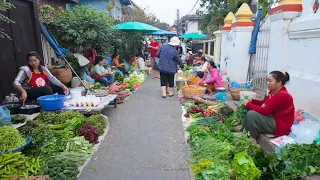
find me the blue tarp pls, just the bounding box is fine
[40,22,68,58]
[148,29,176,36]
[249,8,263,54]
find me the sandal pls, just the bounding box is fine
[169,94,174,97]
[162,95,166,98]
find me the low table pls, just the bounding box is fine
[62,94,118,114]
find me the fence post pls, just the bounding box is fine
[213,30,222,65]
[267,0,302,73]
[228,3,254,82]
[220,12,235,75]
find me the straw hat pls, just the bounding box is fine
[168,36,180,46]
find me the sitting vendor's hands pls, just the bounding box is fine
[242,99,250,106]
[61,85,68,92]
[20,90,27,102]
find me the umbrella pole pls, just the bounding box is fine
[61,57,92,94]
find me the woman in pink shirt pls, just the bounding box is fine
[197,61,223,96]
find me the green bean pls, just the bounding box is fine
[0,126,26,152]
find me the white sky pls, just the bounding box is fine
[131,0,201,25]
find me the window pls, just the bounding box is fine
[198,22,201,30]
[210,41,214,56]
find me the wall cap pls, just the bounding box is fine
[289,15,320,39]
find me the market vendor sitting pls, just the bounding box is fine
[92,56,115,87]
[242,71,294,139]
[195,56,208,78]
[197,61,223,96]
[13,51,68,102]
[111,52,127,75]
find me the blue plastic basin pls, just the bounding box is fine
[1,136,32,155]
[37,94,65,111]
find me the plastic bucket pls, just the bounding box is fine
[37,95,65,111]
[70,88,82,99]
[239,91,256,103]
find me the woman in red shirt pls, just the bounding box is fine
[242,71,295,139]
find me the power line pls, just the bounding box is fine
[187,0,200,15]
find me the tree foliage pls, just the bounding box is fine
[43,5,116,56]
[0,0,15,39]
[116,7,169,60]
[199,0,273,36]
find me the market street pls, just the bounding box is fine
[79,76,191,180]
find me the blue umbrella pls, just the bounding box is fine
[40,22,67,58]
[148,29,176,36]
[249,8,263,54]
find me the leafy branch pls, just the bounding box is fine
[0,0,15,39]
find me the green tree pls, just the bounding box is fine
[44,5,116,56]
[0,0,15,39]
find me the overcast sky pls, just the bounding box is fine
[131,0,201,25]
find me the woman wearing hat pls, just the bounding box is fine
[156,36,184,98]
[242,71,294,140]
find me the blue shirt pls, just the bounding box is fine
[156,44,184,75]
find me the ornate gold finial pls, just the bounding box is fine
[235,3,253,22]
[278,0,302,5]
[223,12,235,28]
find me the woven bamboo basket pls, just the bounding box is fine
[182,85,206,99]
[229,87,253,101]
[49,66,72,84]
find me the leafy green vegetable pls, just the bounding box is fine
[114,72,124,83]
[35,111,58,124]
[83,114,106,135]
[236,105,248,122]
[200,161,232,180]
[232,135,262,157]
[64,136,93,159]
[233,151,261,180]
[64,117,82,132]
[191,137,234,163]
[56,110,84,124]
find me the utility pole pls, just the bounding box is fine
[176,9,180,35]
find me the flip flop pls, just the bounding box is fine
[162,95,166,98]
[169,94,174,97]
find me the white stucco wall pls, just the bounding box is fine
[186,20,202,34]
[228,26,254,82]
[267,12,320,118]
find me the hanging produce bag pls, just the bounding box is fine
[0,106,12,126]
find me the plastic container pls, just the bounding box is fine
[1,94,19,104]
[70,88,82,99]
[71,77,81,88]
[215,92,227,102]
[239,91,256,103]
[37,95,65,111]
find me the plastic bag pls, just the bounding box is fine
[0,106,12,126]
[291,118,320,144]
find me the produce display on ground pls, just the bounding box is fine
[0,110,108,180]
[183,101,320,180]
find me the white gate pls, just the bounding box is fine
[248,16,271,94]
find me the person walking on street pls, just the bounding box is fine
[157,36,184,98]
[148,36,160,79]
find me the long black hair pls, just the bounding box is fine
[270,71,290,86]
[26,51,44,74]
[95,56,104,65]
[112,52,119,60]
[208,61,217,69]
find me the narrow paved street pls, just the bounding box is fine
[79,76,191,180]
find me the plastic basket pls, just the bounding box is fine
[37,95,65,111]
[1,136,32,155]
